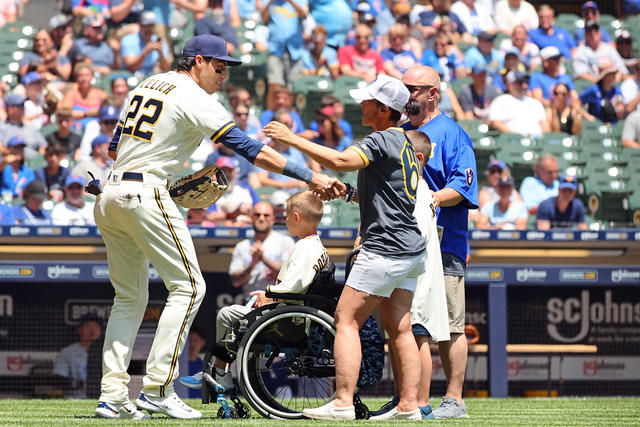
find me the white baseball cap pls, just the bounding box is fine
[349,74,410,114]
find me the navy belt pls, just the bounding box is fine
[122,172,144,182]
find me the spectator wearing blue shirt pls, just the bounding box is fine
[310,105,351,170]
[402,65,478,419]
[255,109,309,193]
[12,179,52,226]
[262,0,308,99]
[465,31,504,82]
[0,94,47,160]
[381,24,419,79]
[121,11,171,77]
[579,61,625,124]
[0,136,35,200]
[308,96,353,141]
[477,175,527,229]
[259,86,310,137]
[573,1,613,45]
[536,175,587,230]
[0,201,14,224]
[194,0,239,52]
[68,15,118,75]
[300,26,340,79]
[421,31,466,82]
[498,24,541,71]
[519,153,559,215]
[492,48,526,92]
[528,5,575,59]
[528,46,577,107]
[310,0,352,48]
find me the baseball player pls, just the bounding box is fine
[265,75,427,420]
[94,34,343,420]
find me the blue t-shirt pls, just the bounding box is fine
[529,72,575,101]
[579,84,623,123]
[519,176,558,210]
[528,27,576,58]
[0,202,14,224]
[480,199,528,228]
[12,205,52,226]
[536,196,586,228]
[259,110,305,134]
[299,46,339,76]
[464,46,503,80]
[194,17,239,47]
[380,48,419,74]
[574,26,612,44]
[309,118,352,140]
[310,0,352,47]
[266,0,307,60]
[69,38,115,69]
[421,50,464,82]
[143,0,172,26]
[120,33,169,77]
[0,164,35,199]
[402,114,478,267]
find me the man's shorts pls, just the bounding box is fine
[346,248,426,298]
[444,274,466,334]
[267,52,303,86]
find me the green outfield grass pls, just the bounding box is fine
[1,397,639,426]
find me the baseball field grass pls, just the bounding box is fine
[1,397,639,426]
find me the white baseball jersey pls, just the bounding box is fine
[267,234,328,295]
[51,201,96,226]
[113,71,234,181]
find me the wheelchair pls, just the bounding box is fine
[201,250,379,420]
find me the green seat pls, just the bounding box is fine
[448,77,471,96]
[555,13,581,33]
[227,51,267,105]
[495,133,540,151]
[573,79,593,94]
[26,154,46,170]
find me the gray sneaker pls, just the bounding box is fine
[432,397,469,419]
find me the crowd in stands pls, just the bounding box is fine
[0,0,639,229]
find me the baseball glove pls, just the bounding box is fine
[169,164,228,208]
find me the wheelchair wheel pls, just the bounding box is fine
[237,305,336,419]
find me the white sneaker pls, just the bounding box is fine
[369,406,421,420]
[302,401,355,420]
[136,392,202,419]
[95,401,149,419]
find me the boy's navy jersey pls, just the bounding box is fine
[402,113,478,265]
[349,127,425,258]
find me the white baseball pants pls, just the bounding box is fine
[94,172,206,403]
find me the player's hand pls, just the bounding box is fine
[431,190,441,209]
[249,290,274,307]
[309,173,346,200]
[263,121,294,145]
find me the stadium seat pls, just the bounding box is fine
[227,51,267,106]
[555,13,581,33]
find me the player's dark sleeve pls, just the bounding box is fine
[214,124,263,164]
[109,122,123,153]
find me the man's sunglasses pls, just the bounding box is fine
[405,84,434,94]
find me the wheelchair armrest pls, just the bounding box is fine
[265,291,338,307]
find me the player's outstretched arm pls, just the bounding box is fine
[253,143,345,200]
[264,121,365,172]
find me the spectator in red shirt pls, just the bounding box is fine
[338,24,384,82]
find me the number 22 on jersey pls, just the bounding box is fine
[122,95,164,142]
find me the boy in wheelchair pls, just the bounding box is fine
[179,190,329,392]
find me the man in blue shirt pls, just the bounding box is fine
[528,5,575,59]
[574,1,613,45]
[120,11,171,77]
[464,32,503,83]
[262,0,307,101]
[536,175,587,229]
[402,65,478,419]
[69,15,117,75]
[528,46,577,107]
[0,136,35,200]
[579,60,625,124]
[519,153,559,215]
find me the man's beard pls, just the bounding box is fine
[405,98,421,116]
